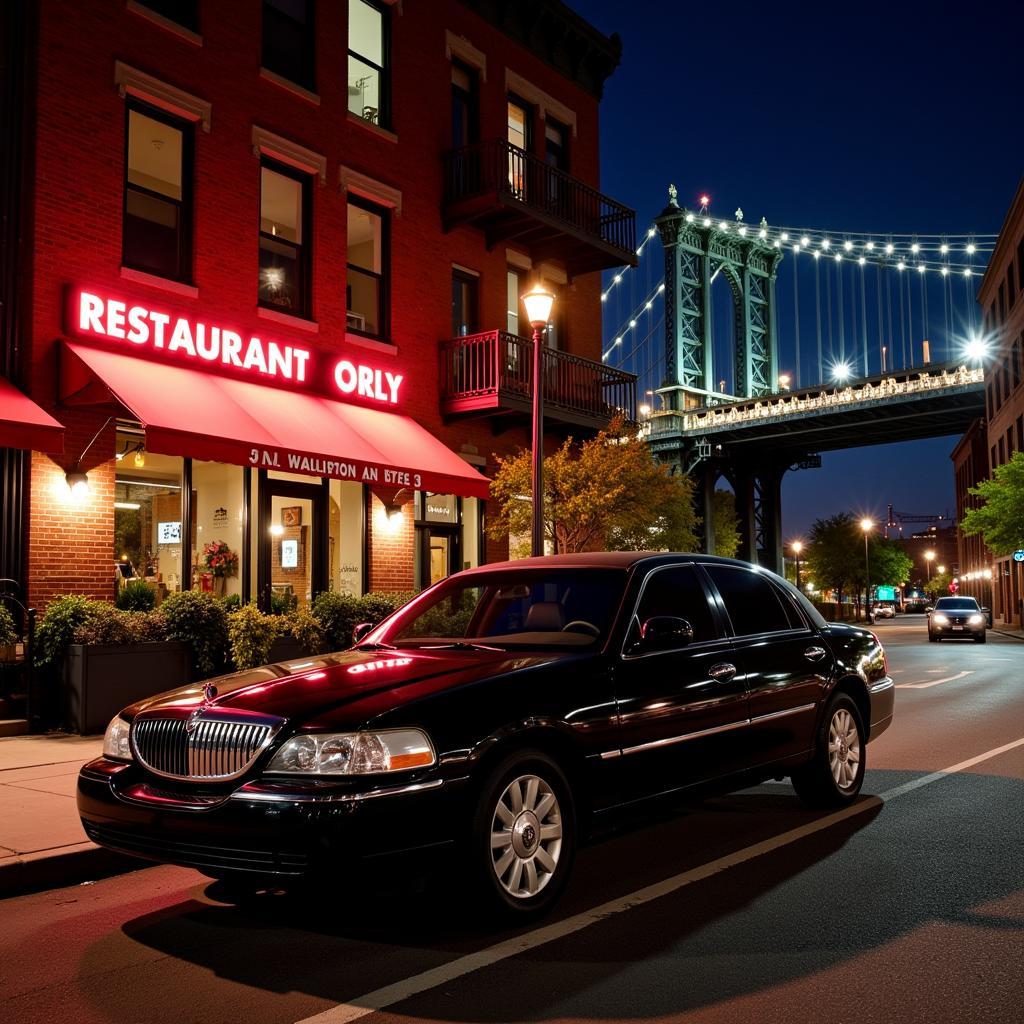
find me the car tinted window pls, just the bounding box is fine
[633,566,718,643]
[934,597,980,611]
[704,565,792,636]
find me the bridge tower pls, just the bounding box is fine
[651,187,788,572]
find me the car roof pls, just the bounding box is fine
[458,552,769,574]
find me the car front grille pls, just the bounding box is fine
[132,714,279,781]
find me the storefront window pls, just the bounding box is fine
[329,480,365,595]
[191,461,244,602]
[113,433,184,601]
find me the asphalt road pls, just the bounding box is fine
[2,618,1023,1024]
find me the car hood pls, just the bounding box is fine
[123,645,583,725]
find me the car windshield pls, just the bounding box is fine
[934,597,980,610]
[370,569,627,649]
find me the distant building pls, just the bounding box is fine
[896,524,958,589]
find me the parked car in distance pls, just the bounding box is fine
[872,603,896,619]
[78,553,894,918]
[926,595,988,642]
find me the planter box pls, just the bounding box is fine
[267,636,320,664]
[65,642,191,735]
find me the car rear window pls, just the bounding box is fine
[704,565,792,636]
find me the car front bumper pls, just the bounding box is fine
[929,622,985,639]
[77,758,469,879]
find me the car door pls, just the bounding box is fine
[701,564,829,768]
[613,564,750,800]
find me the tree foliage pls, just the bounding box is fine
[924,570,953,601]
[488,417,699,554]
[961,451,1024,556]
[712,489,740,558]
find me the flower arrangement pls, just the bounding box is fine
[202,540,238,578]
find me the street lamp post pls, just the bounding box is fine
[791,540,803,591]
[860,518,873,620]
[522,285,555,558]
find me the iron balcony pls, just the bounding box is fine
[440,330,636,430]
[442,139,638,275]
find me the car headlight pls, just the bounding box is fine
[969,614,984,625]
[266,729,435,776]
[932,613,949,625]
[103,715,133,761]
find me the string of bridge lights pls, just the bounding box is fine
[601,192,995,364]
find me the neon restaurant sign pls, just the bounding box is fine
[70,289,404,405]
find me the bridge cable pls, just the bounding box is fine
[837,257,846,361]
[885,267,894,370]
[815,258,823,382]
[792,251,801,387]
[898,270,907,369]
[876,265,885,373]
[826,261,834,368]
[860,264,869,376]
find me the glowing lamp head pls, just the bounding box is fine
[778,373,791,389]
[699,194,710,207]
[792,540,803,554]
[831,361,852,383]
[65,470,90,500]
[937,565,946,574]
[860,518,874,533]
[964,335,989,363]
[924,550,935,562]
[522,285,555,329]
[638,403,651,417]
[269,524,285,537]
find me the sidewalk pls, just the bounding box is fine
[0,733,141,897]
[991,625,1024,641]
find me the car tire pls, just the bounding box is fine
[791,693,866,809]
[975,633,986,644]
[470,749,576,920]
[928,632,937,642]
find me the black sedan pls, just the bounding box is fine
[78,553,894,917]
[927,595,988,642]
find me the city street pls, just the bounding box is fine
[2,620,1022,1024]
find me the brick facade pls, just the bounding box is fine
[9,0,626,608]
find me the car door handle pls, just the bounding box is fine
[708,662,737,681]
[804,646,828,662]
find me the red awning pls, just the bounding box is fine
[60,342,489,498]
[0,376,64,454]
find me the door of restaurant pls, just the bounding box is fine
[257,473,328,612]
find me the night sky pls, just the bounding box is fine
[570,0,1023,537]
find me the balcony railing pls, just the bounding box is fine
[440,331,636,429]
[442,140,637,274]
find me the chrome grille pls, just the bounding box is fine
[132,715,277,781]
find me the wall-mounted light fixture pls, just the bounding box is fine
[63,415,115,501]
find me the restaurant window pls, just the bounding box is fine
[329,480,366,596]
[135,0,200,31]
[349,0,390,128]
[124,102,192,283]
[451,59,478,150]
[452,269,478,336]
[347,196,388,339]
[114,433,185,600]
[190,461,245,601]
[259,160,311,317]
[262,0,316,93]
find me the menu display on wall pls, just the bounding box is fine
[157,521,182,544]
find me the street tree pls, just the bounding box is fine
[960,451,1024,555]
[488,416,699,555]
[924,571,953,601]
[712,489,740,558]
[805,514,861,612]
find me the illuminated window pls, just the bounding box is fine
[259,160,311,317]
[262,0,315,92]
[124,102,192,282]
[346,196,388,339]
[349,0,390,128]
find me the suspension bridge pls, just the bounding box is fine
[602,186,992,573]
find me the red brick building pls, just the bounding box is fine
[0,0,635,613]
[950,418,993,609]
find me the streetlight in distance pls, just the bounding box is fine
[791,540,803,590]
[522,284,555,557]
[924,548,936,581]
[860,518,873,620]
[937,564,946,575]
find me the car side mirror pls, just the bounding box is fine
[981,607,991,615]
[352,622,374,645]
[632,616,694,654]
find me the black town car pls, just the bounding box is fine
[78,553,894,917]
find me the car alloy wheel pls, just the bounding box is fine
[489,773,563,899]
[828,707,861,791]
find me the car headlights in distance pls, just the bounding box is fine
[266,729,435,776]
[103,715,133,761]
[969,614,985,626]
[932,613,949,625]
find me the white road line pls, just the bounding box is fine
[896,670,973,689]
[294,735,1024,1024]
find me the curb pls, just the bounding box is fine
[992,628,1024,641]
[0,842,147,900]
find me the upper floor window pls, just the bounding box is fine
[259,160,311,317]
[506,268,523,335]
[347,196,388,339]
[452,269,478,336]
[124,102,193,282]
[349,0,390,128]
[133,0,199,32]
[545,119,569,172]
[451,60,478,150]
[1007,265,1016,311]
[262,0,315,93]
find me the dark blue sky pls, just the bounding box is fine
[570,0,1023,536]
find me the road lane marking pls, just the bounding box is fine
[295,734,1024,1024]
[896,670,973,689]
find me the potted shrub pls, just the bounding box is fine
[267,608,326,663]
[0,604,19,662]
[160,590,229,679]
